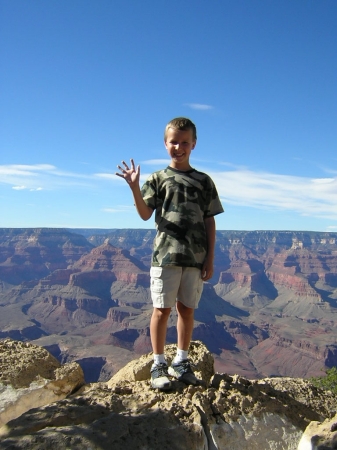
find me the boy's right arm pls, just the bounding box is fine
[116,159,153,221]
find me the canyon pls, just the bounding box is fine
[0,228,337,382]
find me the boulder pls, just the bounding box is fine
[107,340,214,387]
[0,339,84,428]
[298,413,337,450]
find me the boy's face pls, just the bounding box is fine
[164,127,196,171]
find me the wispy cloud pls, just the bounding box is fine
[184,103,213,110]
[12,185,44,191]
[0,164,93,190]
[102,206,133,213]
[95,173,116,180]
[209,169,337,221]
[0,164,54,178]
[102,208,121,213]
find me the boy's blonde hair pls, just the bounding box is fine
[164,117,197,141]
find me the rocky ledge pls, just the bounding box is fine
[0,339,337,449]
[0,339,84,429]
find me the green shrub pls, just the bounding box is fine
[310,367,337,394]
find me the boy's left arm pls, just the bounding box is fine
[202,216,216,281]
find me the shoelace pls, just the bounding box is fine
[174,360,195,374]
[152,364,168,377]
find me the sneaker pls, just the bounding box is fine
[150,363,172,390]
[168,359,198,385]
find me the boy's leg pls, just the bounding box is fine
[168,267,203,385]
[150,266,180,358]
[149,266,182,390]
[175,267,203,353]
[150,307,172,390]
[169,302,198,385]
[176,301,194,351]
[150,307,171,354]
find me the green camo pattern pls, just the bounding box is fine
[141,166,224,269]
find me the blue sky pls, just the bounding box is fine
[1,0,336,231]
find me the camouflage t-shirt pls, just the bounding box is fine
[141,166,224,269]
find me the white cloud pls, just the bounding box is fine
[102,208,120,213]
[95,173,116,180]
[312,178,335,184]
[0,164,55,176]
[102,206,133,213]
[185,103,213,110]
[208,169,337,221]
[0,164,94,190]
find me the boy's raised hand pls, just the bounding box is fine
[116,159,140,187]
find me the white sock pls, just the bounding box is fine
[173,348,188,364]
[153,353,166,366]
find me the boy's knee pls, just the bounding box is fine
[153,307,171,318]
[176,301,194,317]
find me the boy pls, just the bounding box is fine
[116,117,224,390]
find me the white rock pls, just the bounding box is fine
[298,414,337,450]
[210,413,302,450]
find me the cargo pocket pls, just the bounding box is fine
[150,267,163,294]
[195,276,204,304]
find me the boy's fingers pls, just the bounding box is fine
[201,267,213,281]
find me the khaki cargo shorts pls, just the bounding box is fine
[150,266,203,309]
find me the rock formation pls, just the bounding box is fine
[0,339,84,428]
[1,339,337,449]
[0,228,93,285]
